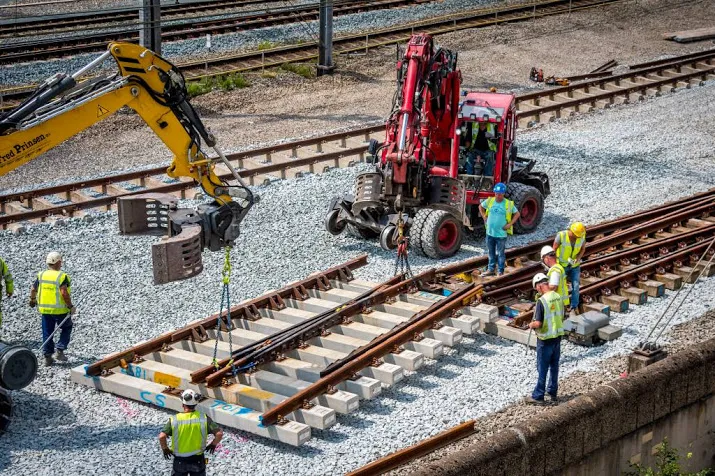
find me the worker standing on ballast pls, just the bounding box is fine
[0,255,13,329]
[159,389,223,476]
[540,246,569,308]
[552,222,586,314]
[479,183,520,277]
[525,273,565,405]
[29,252,74,366]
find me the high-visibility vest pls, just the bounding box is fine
[536,291,565,340]
[547,263,570,306]
[37,269,71,315]
[484,197,514,235]
[0,257,13,298]
[471,123,497,152]
[170,411,208,457]
[556,230,585,267]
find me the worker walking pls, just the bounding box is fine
[159,389,223,476]
[540,246,570,307]
[525,273,565,405]
[29,252,74,366]
[479,183,520,277]
[0,256,13,328]
[553,222,587,313]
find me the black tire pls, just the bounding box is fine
[379,225,397,251]
[420,209,463,259]
[506,182,544,234]
[468,205,486,239]
[409,208,434,256]
[324,209,346,236]
[346,223,379,239]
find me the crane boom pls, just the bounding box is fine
[0,43,254,284]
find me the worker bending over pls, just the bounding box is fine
[466,121,497,176]
[0,255,13,329]
[525,273,565,405]
[540,246,569,308]
[479,183,520,276]
[553,222,586,313]
[29,252,74,366]
[159,389,223,476]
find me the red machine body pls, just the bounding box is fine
[325,34,549,258]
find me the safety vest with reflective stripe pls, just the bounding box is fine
[556,230,585,267]
[0,257,13,298]
[170,411,208,457]
[484,197,514,235]
[37,269,71,315]
[536,291,565,340]
[471,123,497,152]
[547,263,570,306]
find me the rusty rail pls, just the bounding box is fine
[84,255,368,376]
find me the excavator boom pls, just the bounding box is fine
[0,43,254,284]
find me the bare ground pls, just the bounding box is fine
[1,0,714,190]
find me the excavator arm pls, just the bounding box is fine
[0,43,254,284]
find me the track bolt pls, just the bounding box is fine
[674,260,683,268]
[638,273,648,282]
[620,258,630,267]
[601,288,612,296]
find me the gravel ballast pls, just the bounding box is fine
[0,77,714,474]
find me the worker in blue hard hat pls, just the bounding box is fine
[478,183,520,277]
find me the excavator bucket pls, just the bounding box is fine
[117,194,204,285]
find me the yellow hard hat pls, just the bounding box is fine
[570,222,586,238]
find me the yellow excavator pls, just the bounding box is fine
[0,42,254,284]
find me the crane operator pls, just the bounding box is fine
[466,121,497,177]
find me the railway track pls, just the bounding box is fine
[1,48,713,230]
[70,188,715,447]
[0,0,626,107]
[0,0,428,64]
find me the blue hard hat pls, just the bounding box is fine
[493,183,507,194]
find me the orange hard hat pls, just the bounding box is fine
[570,222,586,238]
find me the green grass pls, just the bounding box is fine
[280,63,314,79]
[186,73,250,97]
[257,40,278,50]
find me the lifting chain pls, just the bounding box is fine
[393,212,413,278]
[212,247,237,377]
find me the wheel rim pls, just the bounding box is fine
[519,198,539,227]
[437,221,459,251]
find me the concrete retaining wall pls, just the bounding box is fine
[415,338,715,476]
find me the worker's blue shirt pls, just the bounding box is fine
[481,198,517,238]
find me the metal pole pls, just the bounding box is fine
[317,0,334,76]
[139,0,162,54]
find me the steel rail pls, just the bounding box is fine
[0,0,426,64]
[83,254,368,376]
[260,282,484,425]
[346,420,477,476]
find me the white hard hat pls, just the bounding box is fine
[181,389,200,406]
[532,273,548,289]
[540,245,555,259]
[46,251,62,265]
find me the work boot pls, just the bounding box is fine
[55,349,68,362]
[497,271,504,277]
[44,355,54,366]
[547,394,559,404]
[481,270,496,277]
[524,396,545,405]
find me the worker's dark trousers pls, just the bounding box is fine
[532,336,561,400]
[172,455,206,476]
[41,313,72,356]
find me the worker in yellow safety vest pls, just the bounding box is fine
[159,389,223,476]
[29,252,74,366]
[525,273,565,405]
[466,121,497,176]
[540,245,570,308]
[0,256,14,328]
[552,222,587,313]
[479,182,520,276]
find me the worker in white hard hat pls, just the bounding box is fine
[540,245,570,308]
[525,273,565,405]
[29,252,75,366]
[553,222,587,313]
[159,389,223,476]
